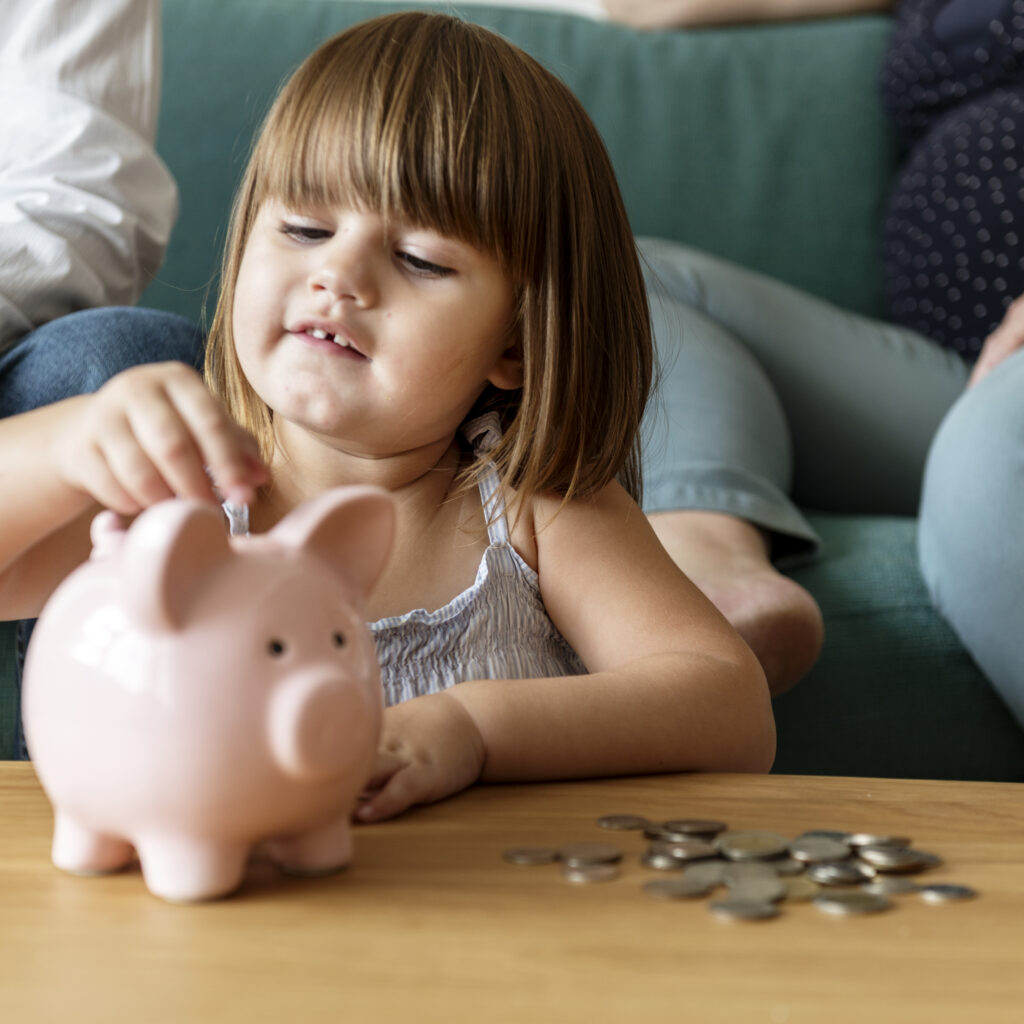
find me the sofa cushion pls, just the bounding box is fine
[0,622,15,759]
[144,0,900,324]
[775,513,1024,780]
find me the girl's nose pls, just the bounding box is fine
[309,239,378,307]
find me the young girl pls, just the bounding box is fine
[0,12,774,818]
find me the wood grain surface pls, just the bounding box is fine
[2,763,1023,1023]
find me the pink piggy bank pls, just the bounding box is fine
[22,486,395,903]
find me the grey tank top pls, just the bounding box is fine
[370,413,585,706]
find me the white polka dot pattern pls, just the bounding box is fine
[880,0,1024,358]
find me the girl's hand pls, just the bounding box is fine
[968,294,1024,389]
[54,362,268,515]
[356,691,487,822]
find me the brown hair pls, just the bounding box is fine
[205,11,651,504]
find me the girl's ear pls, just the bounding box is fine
[487,340,524,391]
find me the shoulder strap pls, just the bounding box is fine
[464,412,509,546]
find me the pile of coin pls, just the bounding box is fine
[502,814,978,921]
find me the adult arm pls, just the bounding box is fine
[601,0,893,29]
[0,0,176,353]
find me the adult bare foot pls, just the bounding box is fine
[649,510,823,696]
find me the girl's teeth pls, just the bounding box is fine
[310,328,330,340]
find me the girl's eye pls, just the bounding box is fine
[397,251,454,277]
[280,223,332,243]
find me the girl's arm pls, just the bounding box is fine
[358,481,775,822]
[602,0,893,29]
[0,362,266,618]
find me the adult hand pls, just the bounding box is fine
[356,691,487,822]
[969,294,1024,389]
[601,0,892,30]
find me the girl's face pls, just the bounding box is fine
[232,199,521,460]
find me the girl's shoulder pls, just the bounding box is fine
[509,478,645,576]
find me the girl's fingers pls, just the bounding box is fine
[91,410,178,510]
[75,442,148,516]
[125,392,217,504]
[163,373,268,498]
[356,767,422,823]
[57,361,266,516]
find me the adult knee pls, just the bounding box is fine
[0,307,205,416]
[918,352,1024,723]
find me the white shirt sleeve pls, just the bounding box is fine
[0,0,177,353]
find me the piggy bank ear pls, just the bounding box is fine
[124,500,233,630]
[271,486,395,601]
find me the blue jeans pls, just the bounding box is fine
[2,307,205,759]
[638,238,969,562]
[918,347,1024,727]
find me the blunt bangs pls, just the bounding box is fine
[250,14,539,275]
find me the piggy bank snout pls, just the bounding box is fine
[268,672,377,782]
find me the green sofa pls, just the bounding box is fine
[3,0,1023,779]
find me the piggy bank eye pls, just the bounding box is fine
[267,638,287,657]
[332,631,346,649]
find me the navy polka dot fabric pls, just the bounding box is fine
[880,0,1024,360]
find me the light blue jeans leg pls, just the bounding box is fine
[641,261,819,563]
[1,306,206,760]
[918,348,1024,727]
[638,238,969,533]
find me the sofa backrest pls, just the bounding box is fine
[145,0,900,325]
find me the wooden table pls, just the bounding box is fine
[2,763,1024,1023]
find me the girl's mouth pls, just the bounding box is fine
[297,327,368,359]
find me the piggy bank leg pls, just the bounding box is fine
[135,836,250,903]
[52,812,135,875]
[265,816,353,877]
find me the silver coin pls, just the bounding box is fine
[722,861,780,887]
[799,829,851,843]
[729,877,786,903]
[848,832,911,849]
[683,860,727,888]
[857,846,941,874]
[597,814,650,831]
[661,819,728,837]
[771,857,807,877]
[919,883,978,903]
[781,876,821,902]
[813,890,893,916]
[717,830,790,861]
[788,836,852,863]
[806,860,874,886]
[862,876,921,896]
[648,838,719,862]
[502,846,559,866]
[640,850,684,871]
[643,824,697,842]
[709,897,780,921]
[559,841,623,867]
[643,878,712,900]
[562,863,620,884]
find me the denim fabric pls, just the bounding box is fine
[638,238,969,547]
[2,306,205,760]
[0,306,204,416]
[919,347,1024,727]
